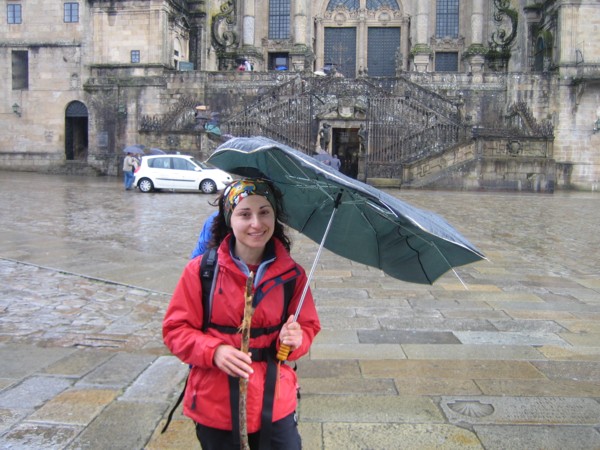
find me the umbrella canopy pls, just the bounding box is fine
[123,144,145,155]
[146,147,167,155]
[208,136,485,285]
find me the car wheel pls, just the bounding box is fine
[138,178,154,193]
[200,179,217,194]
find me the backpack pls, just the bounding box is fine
[161,247,297,435]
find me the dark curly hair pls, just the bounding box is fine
[208,178,292,252]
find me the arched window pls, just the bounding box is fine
[327,0,359,11]
[366,0,399,10]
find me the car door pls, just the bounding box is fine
[171,157,200,190]
[147,156,175,189]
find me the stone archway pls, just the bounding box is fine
[65,101,89,161]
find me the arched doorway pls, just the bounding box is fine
[65,101,88,161]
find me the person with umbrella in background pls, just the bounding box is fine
[163,178,321,449]
[122,150,139,190]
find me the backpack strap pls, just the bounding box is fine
[200,247,218,331]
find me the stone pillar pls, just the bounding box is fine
[315,16,324,70]
[412,2,431,72]
[293,0,307,45]
[400,17,410,72]
[242,0,255,46]
[465,0,485,75]
[357,8,367,73]
[471,0,483,44]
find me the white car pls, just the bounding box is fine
[134,154,233,194]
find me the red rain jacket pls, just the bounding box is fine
[163,236,321,432]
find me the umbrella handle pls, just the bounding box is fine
[276,344,291,362]
[277,191,343,363]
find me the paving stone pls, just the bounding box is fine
[300,377,397,395]
[505,310,576,320]
[41,348,113,377]
[454,331,569,346]
[121,356,188,403]
[27,389,119,425]
[532,360,600,382]
[394,378,482,396]
[0,344,75,378]
[489,318,566,333]
[297,422,322,450]
[0,376,73,409]
[76,352,157,388]
[473,425,600,450]
[0,422,83,450]
[301,394,444,423]
[441,396,600,425]
[311,343,406,360]
[379,317,497,332]
[0,408,29,434]
[295,359,361,378]
[321,423,483,450]
[313,329,358,345]
[557,320,600,333]
[559,332,600,347]
[65,400,167,450]
[402,344,544,360]
[145,417,198,449]
[475,378,600,397]
[359,330,461,344]
[537,345,600,361]
[360,360,545,380]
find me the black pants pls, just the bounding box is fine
[195,412,301,450]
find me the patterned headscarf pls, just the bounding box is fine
[223,178,277,226]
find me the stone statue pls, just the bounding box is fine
[319,123,331,150]
[358,123,368,155]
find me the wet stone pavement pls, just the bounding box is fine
[1,171,600,449]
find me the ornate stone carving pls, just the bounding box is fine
[211,0,238,53]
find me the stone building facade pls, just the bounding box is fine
[1,0,599,191]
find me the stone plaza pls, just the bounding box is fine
[0,171,599,449]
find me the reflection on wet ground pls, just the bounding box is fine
[1,172,598,280]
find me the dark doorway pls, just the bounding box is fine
[65,101,89,161]
[332,127,360,179]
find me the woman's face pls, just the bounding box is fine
[229,195,275,253]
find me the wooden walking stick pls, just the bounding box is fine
[239,272,255,450]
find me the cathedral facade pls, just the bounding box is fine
[1,0,599,190]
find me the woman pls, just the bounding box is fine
[163,178,321,449]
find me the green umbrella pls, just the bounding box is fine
[208,137,485,318]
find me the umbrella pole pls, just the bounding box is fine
[277,192,343,362]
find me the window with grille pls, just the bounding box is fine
[268,0,290,40]
[12,50,28,90]
[7,4,22,24]
[436,0,459,38]
[435,52,458,72]
[64,3,79,23]
[366,0,399,10]
[327,0,359,10]
[131,50,140,63]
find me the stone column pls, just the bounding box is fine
[242,0,255,46]
[400,17,410,71]
[315,16,324,70]
[412,1,431,72]
[465,0,485,74]
[357,8,367,73]
[293,0,307,45]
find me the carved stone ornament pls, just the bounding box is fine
[211,0,238,52]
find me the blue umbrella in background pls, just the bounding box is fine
[122,144,145,155]
[146,148,167,155]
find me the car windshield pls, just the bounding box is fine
[193,158,216,170]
